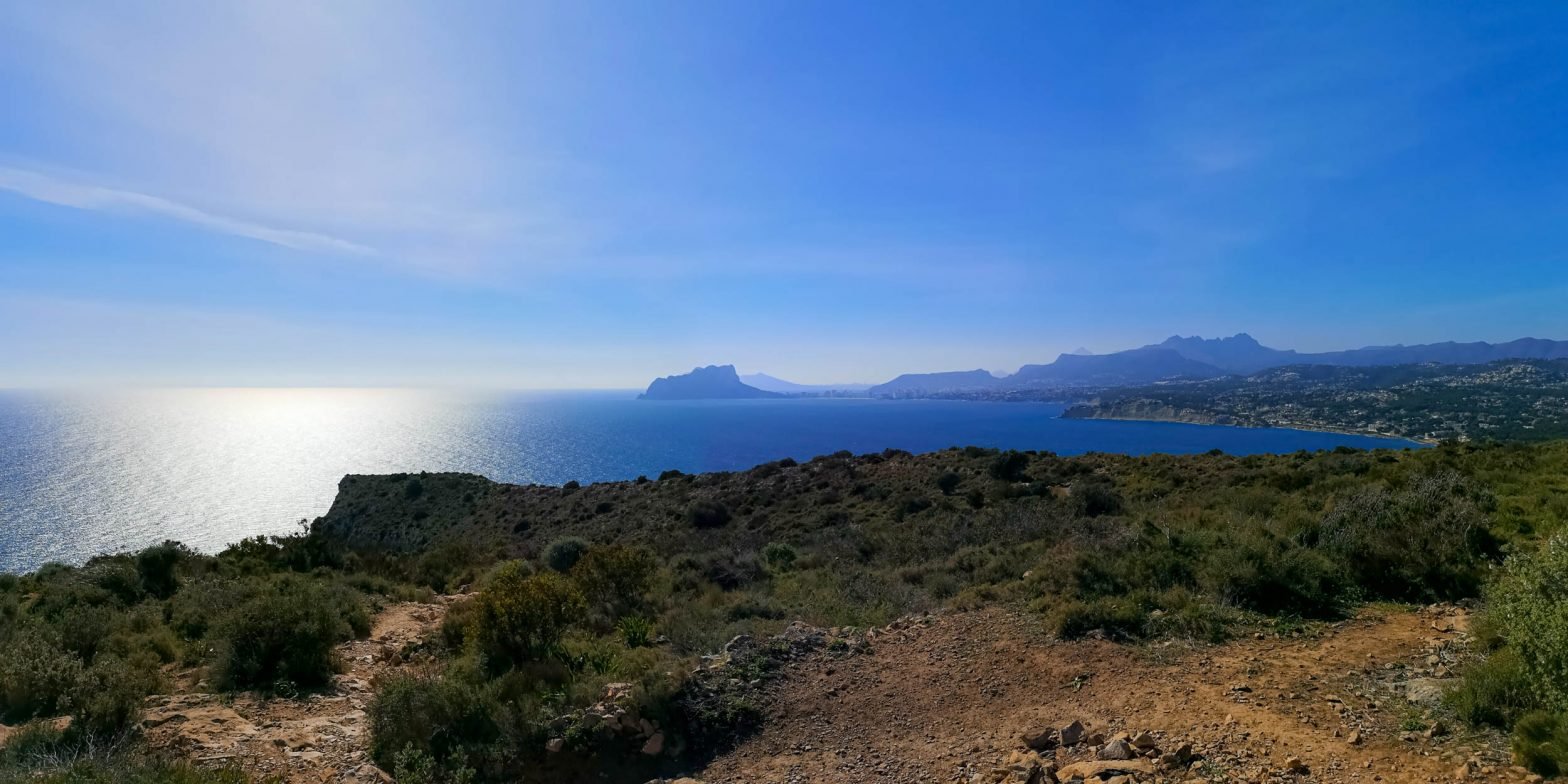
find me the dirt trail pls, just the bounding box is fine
[699,606,1523,784]
[142,596,461,784]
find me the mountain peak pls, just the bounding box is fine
[1161,332,1261,347]
[640,365,783,400]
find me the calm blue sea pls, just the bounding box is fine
[0,388,1420,572]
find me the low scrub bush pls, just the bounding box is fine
[544,537,590,573]
[1447,647,1537,728]
[1316,472,1496,601]
[1485,534,1568,714]
[69,653,164,736]
[134,541,191,600]
[936,472,962,495]
[468,565,585,666]
[0,631,82,723]
[571,545,657,620]
[0,750,259,784]
[988,451,1030,481]
[1513,711,1568,777]
[1071,480,1123,517]
[1196,534,1348,618]
[686,500,731,529]
[760,542,797,572]
[368,675,498,779]
[1045,596,1147,640]
[208,575,365,692]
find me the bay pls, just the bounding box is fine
[0,388,1419,572]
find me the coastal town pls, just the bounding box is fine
[1061,360,1568,443]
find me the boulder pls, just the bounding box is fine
[1158,742,1194,768]
[1023,728,1057,751]
[1059,720,1087,746]
[642,732,666,756]
[1129,732,1159,750]
[1403,678,1458,708]
[1097,738,1135,761]
[348,764,394,784]
[1057,759,1154,779]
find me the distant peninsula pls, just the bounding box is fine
[639,364,783,400]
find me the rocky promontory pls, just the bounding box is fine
[639,365,783,400]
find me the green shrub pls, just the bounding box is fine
[687,500,731,529]
[101,606,182,665]
[1448,647,1537,728]
[1487,534,1568,714]
[893,495,933,520]
[1046,596,1147,640]
[1145,588,1237,643]
[167,578,245,640]
[208,575,363,691]
[1072,480,1124,517]
[0,719,69,767]
[965,488,985,509]
[1197,536,1348,618]
[69,653,163,735]
[936,472,962,495]
[413,541,488,592]
[55,604,116,661]
[0,751,261,784]
[470,565,585,665]
[135,541,190,600]
[761,542,798,572]
[617,616,654,648]
[84,559,145,606]
[544,537,590,572]
[988,451,1030,481]
[440,597,481,652]
[571,545,657,617]
[393,744,477,784]
[1317,472,1495,601]
[0,631,83,723]
[368,675,498,776]
[1513,711,1568,777]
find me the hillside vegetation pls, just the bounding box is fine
[4,441,1568,781]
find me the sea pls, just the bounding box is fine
[0,388,1422,573]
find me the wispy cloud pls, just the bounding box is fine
[0,2,515,274]
[0,167,375,256]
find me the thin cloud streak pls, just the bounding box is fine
[0,167,375,256]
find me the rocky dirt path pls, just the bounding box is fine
[142,596,461,784]
[698,605,1526,784]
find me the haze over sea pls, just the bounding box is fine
[0,388,1418,573]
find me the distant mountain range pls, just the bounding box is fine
[643,335,1568,400]
[870,334,1568,396]
[739,373,871,394]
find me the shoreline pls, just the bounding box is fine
[1060,410,1437,448]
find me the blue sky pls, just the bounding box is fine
[3,1,1568,387]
